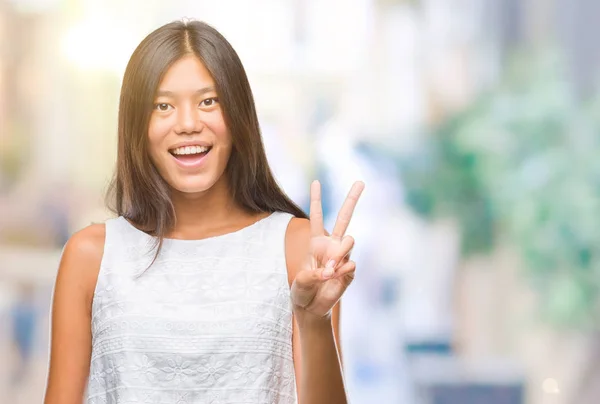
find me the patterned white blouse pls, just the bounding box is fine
[85,212,297,404]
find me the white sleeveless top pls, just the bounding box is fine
[86,212,297,404]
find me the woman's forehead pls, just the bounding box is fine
[157,56,215,94]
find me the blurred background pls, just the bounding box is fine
[1,0,599,403]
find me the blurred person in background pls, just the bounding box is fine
[44,19,364,404]
[10,281,39,386]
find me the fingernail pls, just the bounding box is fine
[323,268,334,279]
[326,259,336,269]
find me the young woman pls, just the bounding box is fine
[44,19,364,404]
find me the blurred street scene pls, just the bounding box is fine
[1,0,600,403]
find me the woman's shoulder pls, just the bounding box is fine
[64,223,106,260]
[56,223,106,302]
[286,216,310,237]
[284,217,310,284]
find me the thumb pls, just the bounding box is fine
[324,235,355,276]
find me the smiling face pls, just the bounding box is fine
[147,55,233,195]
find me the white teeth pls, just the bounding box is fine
[171,145,210,155]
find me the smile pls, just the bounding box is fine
[169,145,212,169]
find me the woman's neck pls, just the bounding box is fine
[166,177,263,240]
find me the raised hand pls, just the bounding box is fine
[291,180,365,318]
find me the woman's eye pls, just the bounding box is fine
[155,103,171,111]
[200,98,218,107]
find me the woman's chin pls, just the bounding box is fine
[168,176,219,195]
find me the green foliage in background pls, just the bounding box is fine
[400,52,600,329]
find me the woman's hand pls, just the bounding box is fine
[291,180,364,319]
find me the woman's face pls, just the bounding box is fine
[147,55,232,194]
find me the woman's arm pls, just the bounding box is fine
[292,302,342,403]
[286,217,347,404]
[44,224,105,404]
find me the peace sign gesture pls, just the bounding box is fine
[291,180,365,318]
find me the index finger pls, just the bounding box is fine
[331,181,365,240]
[310,180,325,237]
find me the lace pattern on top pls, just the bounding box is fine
[86,212,297,404]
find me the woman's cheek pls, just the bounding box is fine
[150,117,172,139]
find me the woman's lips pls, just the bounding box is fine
[170,148,211,169]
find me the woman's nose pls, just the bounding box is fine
[175,105,204,135]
